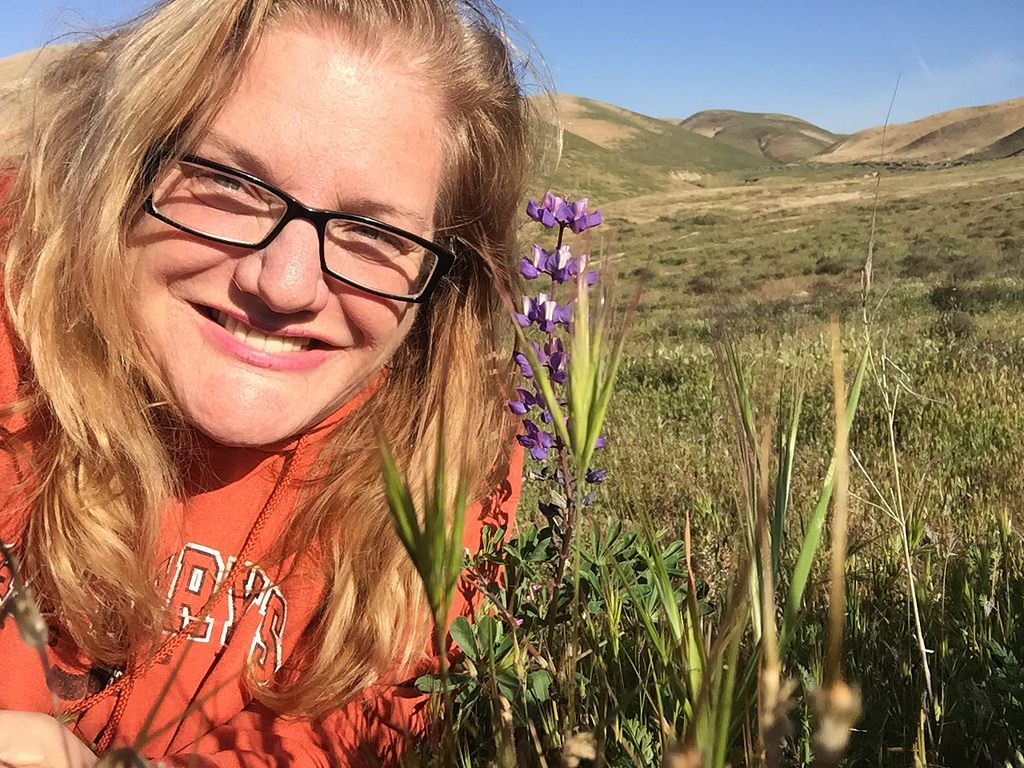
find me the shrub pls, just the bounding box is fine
[929,283,964,312]
[814,257,845,275]
[901,251,943,278]
[930,310,976,340]
[687,274,717,295]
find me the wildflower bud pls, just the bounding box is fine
[562,732,597,768]
[664,742,705,768]
[810,682,862,766]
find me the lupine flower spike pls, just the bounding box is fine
[512,192,609,513]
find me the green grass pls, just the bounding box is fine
[599,156,1024,765]
[473,154,1024,766]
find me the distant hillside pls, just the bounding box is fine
[535,94,765,201]
[817,97,1024,164]
[678,109,841,164]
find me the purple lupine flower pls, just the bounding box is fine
[565,197,603,234]
[513,294,549,328]
[520,258,541,280]
[525,241,597,285]
[516,293,572,333]
[520,245,546,280]
[535,337,567,384]
[518,419,554,461]
[526,193,563,228]
[515,192,610,527]
[513,351,533,379]
[548,357,567,385]
[513,297,533,328]
[508,386,540,416]
[546,246,575,284]
[528,192,603,235]
[538,500,561,520]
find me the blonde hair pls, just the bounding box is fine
[2,0,533,716]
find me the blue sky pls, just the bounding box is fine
[2,1,1022,134]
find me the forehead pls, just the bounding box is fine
[205,20,446,222]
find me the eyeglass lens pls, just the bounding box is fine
[150,160,438,298]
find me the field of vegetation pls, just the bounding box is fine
[408,154,1024,768]
[602,156,1024,765]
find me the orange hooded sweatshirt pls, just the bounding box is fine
[0,173,523,767]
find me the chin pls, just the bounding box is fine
[195,418,301,448]
[181,397,312,448]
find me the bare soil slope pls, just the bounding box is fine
[543,94,674,148]
[818,97,1024,164]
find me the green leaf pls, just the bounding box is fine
[781,345,869,651]
[415,674,443,694]
[380,439,421,563]
[496,670,520,702]
[449,616,476,659]
[476,615,499,652]
[527,669,553,704]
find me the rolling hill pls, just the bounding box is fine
[815,97,1024,164]
[534,94,766,201]
[678,110,841,164]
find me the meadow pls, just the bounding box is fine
[410,155,1024,767]
[603,156,1024,766]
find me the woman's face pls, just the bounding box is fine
[128,22,445,446]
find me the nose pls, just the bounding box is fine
[232,219,329,314]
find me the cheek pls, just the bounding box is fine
[337,291,418,349]
[128,218,237,290]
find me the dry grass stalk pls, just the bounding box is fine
[755,428,795,768]
[810,319,861,767]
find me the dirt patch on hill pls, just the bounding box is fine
[819,97,1024,163]
[561,118,637,147]
[532,94,637,148]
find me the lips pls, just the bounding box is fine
[215,310,312,353]
[197,304,332,354]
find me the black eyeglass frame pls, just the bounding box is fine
[144,154,456,303]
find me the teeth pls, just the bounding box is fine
[216,311,311,353]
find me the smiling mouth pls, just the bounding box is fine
[206,308,315,353]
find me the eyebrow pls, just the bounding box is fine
[201,131,279,185]
[197,131,432,232]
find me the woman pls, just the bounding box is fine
[0,0,530,765]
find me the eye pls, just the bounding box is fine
[182,166,244,193]
[209,173,242,192]
[353,225,403,248]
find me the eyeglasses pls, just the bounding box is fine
[144,155,455,303]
